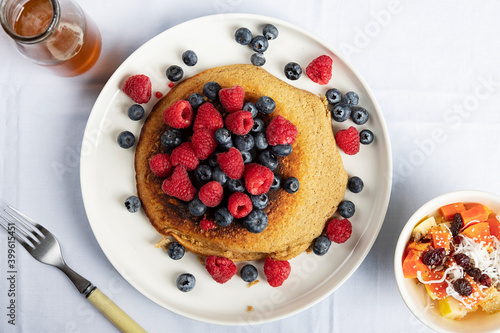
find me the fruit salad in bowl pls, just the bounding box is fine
[395,191,500,333]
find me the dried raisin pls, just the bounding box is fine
[453,278,473,297]
[422,247,446,266]
[453,253,472,270]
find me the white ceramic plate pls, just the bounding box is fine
[80,13,392,325]
[395,190,500,333]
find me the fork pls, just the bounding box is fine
[0,206,146,333]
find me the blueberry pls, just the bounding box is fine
[331,103,351,122]
[325,88,342,104]
[188,198,207,216]
[176,273,196,292]
[338,200,355,218]
[182,50,198,66]
[253,132,268,151]
[194,165,212,184]
[212,166,227,185]
[251,194,269,209]
[215,207,233,227]
[348,176,364,193]
[161,129,182,149]
[284,62,302,80]
[263,24,279,40]
[127,104,145,121]
[343,91,359,106]
[270,174,281,190]
[241,151,253,164]
[251,118,265,133]
[188,93,204,110]
[235,27,252,45]
[167,242,185,260]
[313,235,331,256]
[243,102,259,118]
[351,107,369,125]
[360,129,374,145]
[243,209,268,233]
[251,53,266,66]
[117,131,135,149]
[256,96,276,114]
[214,128,233,150]
[283,177,299,194]
[226,178,245,192]
[124,195,141,212]
[240,264,258,282]
[234,134,255,151]
[203,81,221,100]
[208,152,220,167]
[250,35,269,53]
[258,150,278,170]
[271,144,292,157]
[166,65,183,82]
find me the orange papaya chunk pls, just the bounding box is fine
[439,202,466,221]
[487,213,500,239]
[464,202,483,210]
[424,271,448,300]
[461,222,492,247]
[460,204,491,224]
[402,250,430,279]
[430,226,452,252]
[405,241,431,257]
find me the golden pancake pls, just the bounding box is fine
[135,64,347,261]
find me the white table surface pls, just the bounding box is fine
[1,0,500,332]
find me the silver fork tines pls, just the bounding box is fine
[0,206,43,249]
[0,205,147,332]
[0,206,94,295]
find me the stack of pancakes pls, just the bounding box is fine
[135,64,347,261]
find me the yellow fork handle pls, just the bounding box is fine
[86,288,147,333]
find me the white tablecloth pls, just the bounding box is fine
[1,0,500,332]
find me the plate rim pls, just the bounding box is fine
[80,12,393,325]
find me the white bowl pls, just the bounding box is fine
[394,190,500,333]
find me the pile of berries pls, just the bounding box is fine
[311,175,364,256]
[325,88,374,155]
[150,82,299,235]
[234,24,279,67]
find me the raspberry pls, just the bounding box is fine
[219,85,245,113]
[149,153,172,178]
[163,100,193,129]
[198,181,224,207]
[122,74,151,104]
[227,192,252,219]
[264,257,291,287]
[200,217,216,231]
[225,110,254,135]
[217,147,244,179]
[170,142,199,171]
[161,165,196,202]
[326,218,352,243]
[305,55,333,85]
[266,115,298,146]
[205,255,237,284]
[193,102,224,134]
[191,129,217,160]
[243,163,273,195]
[335,126,360,155]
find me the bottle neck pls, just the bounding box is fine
[0,0,61,44]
